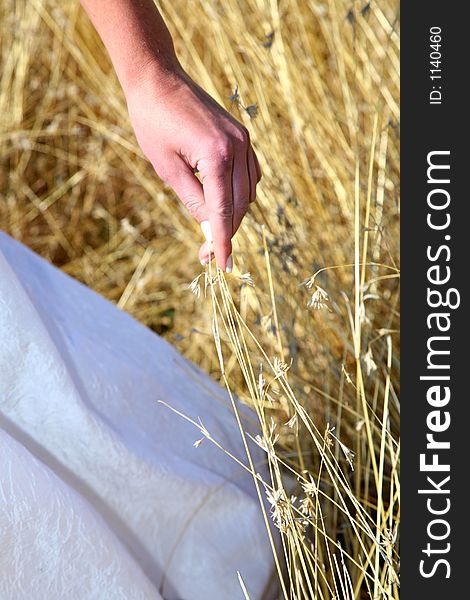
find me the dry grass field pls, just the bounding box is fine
[0,0,400,597]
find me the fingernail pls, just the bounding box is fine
[226,255,233,273]
[200,257,210,266]
[200,220,213,244]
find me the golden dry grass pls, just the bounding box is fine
[0,0,400,597]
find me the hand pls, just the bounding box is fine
[125,67,261,271]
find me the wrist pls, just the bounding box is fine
[119,47,182,93]
[123,57,195,117]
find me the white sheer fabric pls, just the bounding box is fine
[0,233,273,600]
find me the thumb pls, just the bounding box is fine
[198,241,214,265]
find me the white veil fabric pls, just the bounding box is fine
[0,233,274,600]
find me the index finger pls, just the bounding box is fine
[201,160,234,271]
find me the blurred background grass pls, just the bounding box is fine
[0,0,400,597]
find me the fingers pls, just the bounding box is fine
[164,156,209,223]
[164,133,262,272]
[232,142,251,234]
[198,241,214,265]
[231,127,263,236]
[201,152,234,271]
[247,147,258,204]
[253,148,262,184]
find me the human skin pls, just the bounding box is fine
[80,0,261,271]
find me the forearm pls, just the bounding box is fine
[80,0,180,94]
